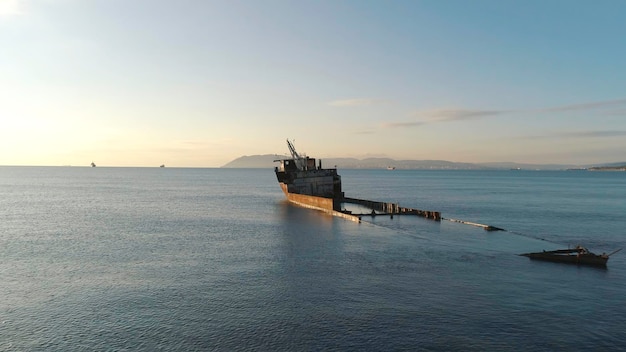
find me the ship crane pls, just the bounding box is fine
[286,139,307,170]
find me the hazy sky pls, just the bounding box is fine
[2,0,625,167]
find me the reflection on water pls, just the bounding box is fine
[1,167,625,350]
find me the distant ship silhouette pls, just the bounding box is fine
[91,162,96,167]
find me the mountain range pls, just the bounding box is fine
[221,154,626,170]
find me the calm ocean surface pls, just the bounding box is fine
[1,167,625,351]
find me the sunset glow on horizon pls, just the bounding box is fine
[2,0,625,167]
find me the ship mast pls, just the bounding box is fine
[286,139,306,170]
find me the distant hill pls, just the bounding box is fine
[221,155,484,169]
[588,163,626,171]
[333,158,485,170]
[593,161,626,168]
[221,154,288,168]
[221,155,625,171]
[475,161,584,170]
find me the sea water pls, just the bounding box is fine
[1,167,625,351]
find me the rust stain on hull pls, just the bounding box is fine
[280,183,337,211]
[280,183,361,222]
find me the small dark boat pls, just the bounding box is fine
[520,246,621,267]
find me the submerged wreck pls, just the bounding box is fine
[520,246,622,267]
[274,139,440,223]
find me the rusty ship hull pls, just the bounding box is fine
[275,140,343,212]
[274,139,442,223]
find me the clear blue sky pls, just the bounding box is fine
[2,0,625,166]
